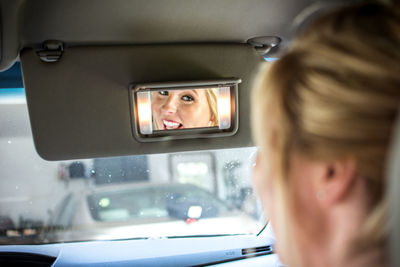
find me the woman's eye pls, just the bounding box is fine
[158,91,169,96]
[181,95,194,102]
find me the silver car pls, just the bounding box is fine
[45,182,260,242]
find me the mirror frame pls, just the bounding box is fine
[129,79,240,142]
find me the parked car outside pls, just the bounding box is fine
[44,182,261,242]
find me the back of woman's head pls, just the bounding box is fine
[252,0,400,256]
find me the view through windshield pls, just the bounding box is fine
[0,88,264,245]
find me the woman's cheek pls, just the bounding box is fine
[253,158,272,219]
[253,157,280,235]
[261,171,276,223]
[177,104,188,126]
[151,100,160,115]
[179,103,199,127]
[151,102,163,129]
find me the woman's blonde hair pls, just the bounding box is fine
[206,88,219,126]
[252,0,400,263]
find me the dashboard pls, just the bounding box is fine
[0,234,279,266]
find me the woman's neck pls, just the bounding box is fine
[341,244,386,267]
[325,178,386,267]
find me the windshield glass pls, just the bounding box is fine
[0,66,264,245]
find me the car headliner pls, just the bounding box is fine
[0,0,340,71]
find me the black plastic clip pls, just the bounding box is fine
[37,40,64,63]
[247,36,281,56]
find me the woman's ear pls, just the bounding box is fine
[317,158,357,206]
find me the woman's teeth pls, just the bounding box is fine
[163,120,181,129]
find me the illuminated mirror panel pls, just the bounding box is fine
[131,79,240,141]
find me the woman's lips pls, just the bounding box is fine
[163,119,183,130]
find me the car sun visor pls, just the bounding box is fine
[20,44,263,160]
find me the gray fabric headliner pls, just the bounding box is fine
[0,0,321,71]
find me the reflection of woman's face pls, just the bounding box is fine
[152,89,212,130]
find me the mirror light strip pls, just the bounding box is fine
[136,91,153,135]
[218,87,231,130]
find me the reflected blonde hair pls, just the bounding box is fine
[252,1,400,264]
[206,88,219,126]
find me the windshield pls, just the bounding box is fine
[0,65,264,245]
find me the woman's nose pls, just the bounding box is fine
[162,97,178,114]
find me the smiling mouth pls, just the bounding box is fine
[163,119,183,130]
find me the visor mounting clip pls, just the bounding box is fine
[37,40,64,63]
[247,36,281,56]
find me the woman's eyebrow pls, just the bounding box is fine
[179,90,198,95]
